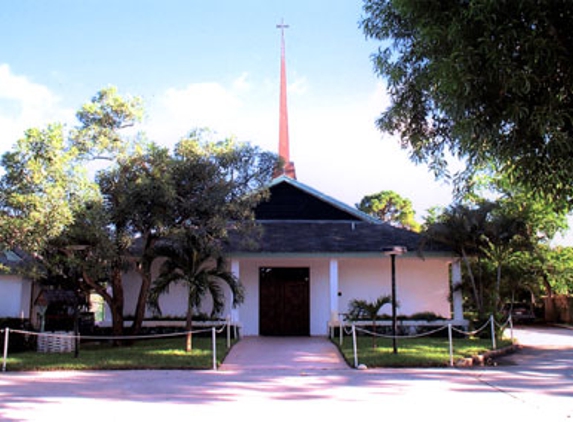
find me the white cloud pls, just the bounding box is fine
[144,75,283,154]
[288,76,308,96]
[146,81,249,146]
[0,64,73,153]
[232,72,251,94]
[0,64,55,104]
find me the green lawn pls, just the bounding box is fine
[4,334,513,371]
[335,336,514,367]
[3,336,233,371]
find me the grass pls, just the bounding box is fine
[335,336,514,368]
[3,335,234,371]
[4,333,513,371]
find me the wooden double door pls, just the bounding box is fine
[259,267,310,336]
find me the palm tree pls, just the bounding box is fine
[347,295,392,348]
[422,203,495,318]
[480,210,530,312]
[148,232,244,352]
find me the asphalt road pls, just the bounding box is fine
[1,326,571,422]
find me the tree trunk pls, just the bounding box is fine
[131,262,152,335]
[542,272,554,298]
[110,266,125,344]
[461,248,483,316]
[185,304,193,352]
[542,272,557,321]
[495,264,502,311]
[131,234,157,335]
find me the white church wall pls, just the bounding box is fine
[98,254,452,334]
[338,256,451,319]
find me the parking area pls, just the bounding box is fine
[1,326,571,422]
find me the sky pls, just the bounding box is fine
[0,0,570,243]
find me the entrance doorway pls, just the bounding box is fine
[259,267,310,336]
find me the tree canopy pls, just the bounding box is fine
[357,190,420,231]
[362,0,573,209]
[0,87,143,254]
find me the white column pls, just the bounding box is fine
[329,259,339,322]
[451,260,464,321]
[230,259,241,323]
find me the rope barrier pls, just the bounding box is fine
[8,327,220,341]
[343,315,512,368]
[1,321,234,372]
[355,324,448,339]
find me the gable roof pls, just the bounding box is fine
[228,176,452,256]
[0,249,30,273]
[254,176,380,223]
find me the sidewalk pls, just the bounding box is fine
[220,336,350,371]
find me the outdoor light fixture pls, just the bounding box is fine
[382,246,407,354]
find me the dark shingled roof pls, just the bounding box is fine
[228,220,449,254]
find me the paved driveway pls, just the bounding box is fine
[1,327,571,422]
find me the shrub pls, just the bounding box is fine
[0,318,36,352]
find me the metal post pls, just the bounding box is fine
[2,328,9,372]
[448,324,454,367]
[339,319,343,346]
[212,327,217,371]
[490,315,497,350]
[352,324,358,368]
[226,318,231,349]
[391,254,398,354]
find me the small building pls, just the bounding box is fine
[0,250,33,320]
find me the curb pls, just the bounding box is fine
[455,344,519,367]
[551,323,573,331]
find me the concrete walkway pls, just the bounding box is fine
[220,336,349,371]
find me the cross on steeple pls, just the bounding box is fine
[275,19,296,179]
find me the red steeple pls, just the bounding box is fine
[275,20,296,179]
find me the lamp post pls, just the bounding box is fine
[383,246,406,354]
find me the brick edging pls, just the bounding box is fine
[455,344,519,367]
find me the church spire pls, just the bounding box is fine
[275,19,296,179]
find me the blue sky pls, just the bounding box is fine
[5,0,567,243]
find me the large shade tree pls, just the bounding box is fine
[0,86,143,255]
[15,87,147,337]
[0,124,98,253]
[362,0,573,209]
[62,132,276,337]
[357,190,420,231]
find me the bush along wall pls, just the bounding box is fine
[0,318,36,352]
